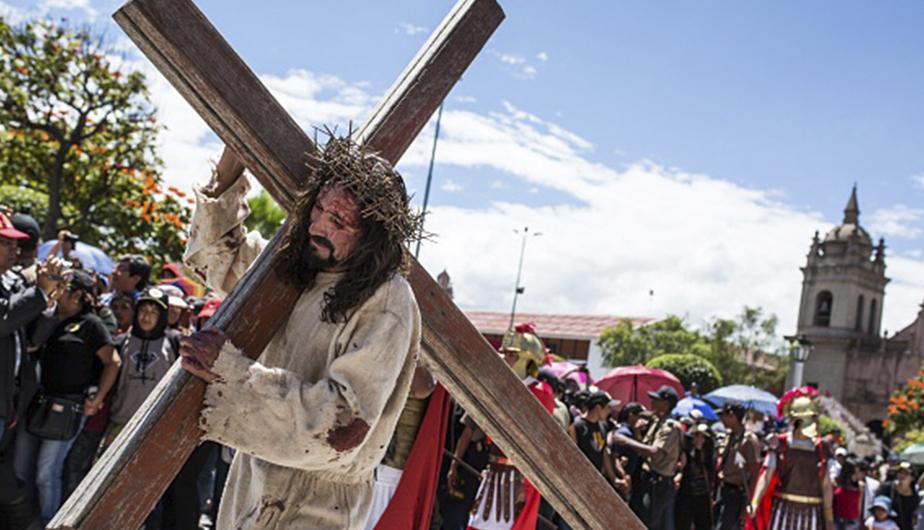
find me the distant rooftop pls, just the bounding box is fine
[465,311,656,340]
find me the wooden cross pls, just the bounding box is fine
[49,1,641,528]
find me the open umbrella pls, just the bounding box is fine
[594,365,684,409]
[37,240,114,275]
[704,385,778,417]
[673,396,719,421]
[900,443,924,466]
[544,361,589,387]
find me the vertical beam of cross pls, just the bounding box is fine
[50,0,642,528]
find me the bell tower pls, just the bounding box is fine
[795,186,889,398]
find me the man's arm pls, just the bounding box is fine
[409,363,436,400]
[186,288,421,470]
[610,432,659,458]
[183,149,266,297]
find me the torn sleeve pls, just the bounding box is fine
[199,309,414,471]
[183,175,267,297]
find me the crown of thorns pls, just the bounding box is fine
[306,136,424,244]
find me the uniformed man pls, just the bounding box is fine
[714,400,760,530]
[611,385,682,530]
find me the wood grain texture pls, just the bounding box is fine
[50,0,643,528]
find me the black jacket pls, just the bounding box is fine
[0,271,46,421]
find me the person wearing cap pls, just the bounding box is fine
[865,495,900,530]
[715,399,761,530]
[569,391,619,486]
[107,288,178,439]
[0,213,66,441]
[675,422,715,530]
[10,212,42,286]
[831,446,849,481]
[875,461,919,530]
[195,297,221,329]
[13,270,120,525]
[749,387,835,530]
[611,384,682,529]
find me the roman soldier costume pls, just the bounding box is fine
[468,323,554,530]
[748,387,833,530]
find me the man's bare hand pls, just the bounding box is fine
[202,147,246,198]
[180,328,227,383]
[37,257,66,295]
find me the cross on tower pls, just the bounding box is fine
[49,1,640,528]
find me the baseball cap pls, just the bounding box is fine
[720,399,747,418]
[137,287,169,310]
[11,213,40,245]
[68,270,97,294]
[197,297,222,320]
[0,213,29,240]
[835,447,847,457]
[647,385,680,405]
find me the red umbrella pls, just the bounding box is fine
[594,365,684,409]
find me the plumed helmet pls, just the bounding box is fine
[779,386,821,438]
[501,322,546,380]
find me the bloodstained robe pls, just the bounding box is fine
[184,176,421,529]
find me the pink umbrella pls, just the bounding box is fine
[544,361,589,386]
[594,365,684,409]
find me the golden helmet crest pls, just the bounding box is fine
[501,323,546,379]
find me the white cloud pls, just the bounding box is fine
[396,22,427,36]
[536,51,549,62]
[869,205,924,238]
[39,0,96,18]
[521,65,538,80]
[441,179,463,193]
[498,53,525,65]
[912,173,924,190]
[456,95,477,104]
[490,180,507,189]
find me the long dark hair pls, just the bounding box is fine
[280,186,408,323]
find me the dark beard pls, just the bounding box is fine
[288,235,338,284]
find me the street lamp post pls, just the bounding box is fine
[509,226,541,329]
[789,334,813,388]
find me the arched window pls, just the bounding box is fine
[815,291,833,327]
[868,299,878,336]
[855,295,865,332]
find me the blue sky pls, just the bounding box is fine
[4,0,924,336]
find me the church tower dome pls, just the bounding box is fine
[795,186,889,398]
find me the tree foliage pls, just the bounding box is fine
[646,353,723,393]
[244,190,286,239]
[884,370,924,440]
[0,17,191,269]
[599,307,791,394]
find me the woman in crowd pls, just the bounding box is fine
[834,457,864,530]
[877,461,920,530]
[674,423,715,530]
[14,270,120,525]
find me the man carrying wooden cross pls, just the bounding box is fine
[178,137,422,529]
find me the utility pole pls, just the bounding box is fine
[415,104,443,258]
[509,226,541,329]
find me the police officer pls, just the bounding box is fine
[714,399,760,530]
[611,385,682,529]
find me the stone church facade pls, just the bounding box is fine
[797,187,924,431]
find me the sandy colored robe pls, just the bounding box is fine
[184,176,421,529]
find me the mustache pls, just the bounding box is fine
[309,235,334,253]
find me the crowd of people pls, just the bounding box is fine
[432,355,924,530]
[0,200,919,530]
[0,208,226,529]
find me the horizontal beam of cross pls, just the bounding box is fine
[50,0,640,528]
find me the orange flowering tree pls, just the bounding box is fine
[0,17,190,269]
[884,370,924,441]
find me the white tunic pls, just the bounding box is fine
[184,176,421,529]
